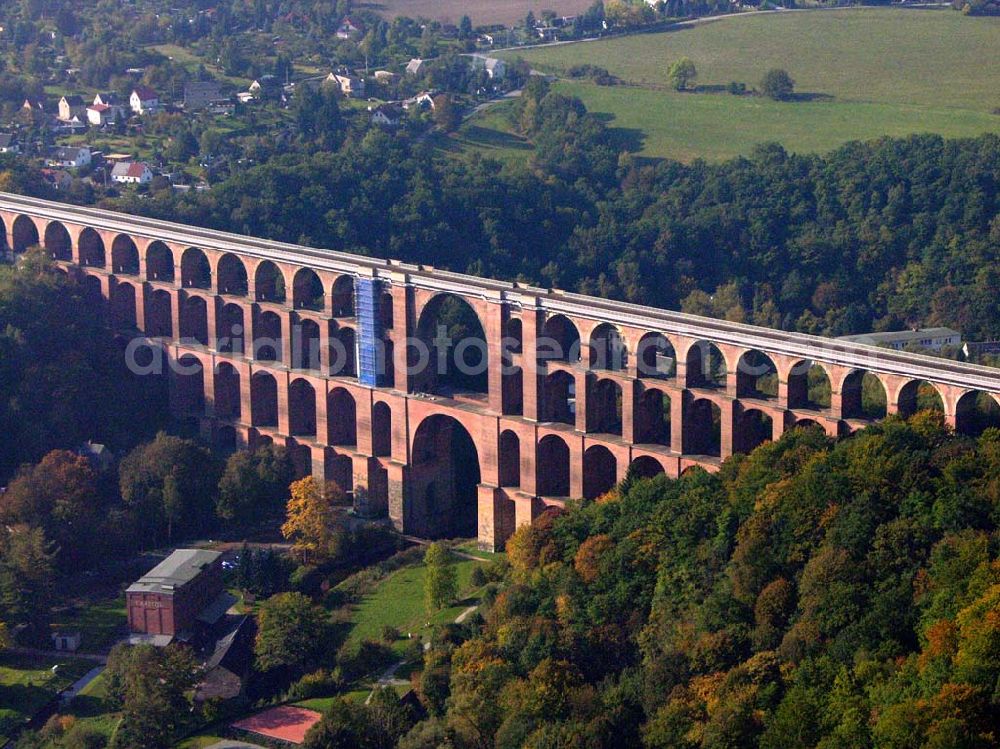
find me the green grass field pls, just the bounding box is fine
[344,555,482,647]
[0,654,95,743]
[484,8,1000,161]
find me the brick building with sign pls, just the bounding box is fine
[126,548,230,644]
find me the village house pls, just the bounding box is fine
[370,103,403,127]
[22,98,47,113]
[405,58,426,76]
[470,55,506,81]
[326,72,365,98]
[373,70,399,84]
[0,133,20,154]
[111,161,154,185]
[336,17,364,39]
[39,168,72,191]
[47,146,92,169]
[58,95,86,122]
[130,85,160,115]
[402,92,436,111]
[87,103,112,127]
[248,75,281,100]
[184,80,225,111]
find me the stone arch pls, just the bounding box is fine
[43,221,71,260]
[588,378,623,435]
[181,247,212,289]
[78,227,105,267]
[414,293,488,394]
[502,365,523,416]
[793,418,822,431]
[408,414,481,539]
[737,408,773,454]
[629,455,666,479]
[286,440,313,479]
[897,379,945,418]
[145,241,174,282]
[636,387,671,445]
[331,275,354,317]
[110,282,137,328]
[12,215,39,252]
[842,370,887,420]
[327,387,357,446]
[254,310,283,362]
[685,340,727,389]
[787,360,832,410]
[504,317,523,354]
[539,314,581,363]
[537,435,571,497]
[380,291,394,329]
[250,371,278,427]
[145,288,172,338]
[372,401,392,457]
[174,355,205,414]
[214,362,241,420]
[542,370,576,424]
[589,323,627,371]
[684,397,721,457]
[111,235,139,275]
[636,332,676,379]
[255,260,286,303]
[499,430,520,488]
[294,318,321,370]
[736,350,778,399]
[293,268,324,310]
[325,449,354,495]
[82,274,103,306]
[218,303,245,354]
[179,294,209,345]
[288,379,317,437]
[331,327,357,377]
[217,253,249,295]
[955,390,1000,437]
[583,444,616,499]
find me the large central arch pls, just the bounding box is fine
[406,414,481,539]
[413,294,488,395]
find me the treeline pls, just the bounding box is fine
[387,416,1000,748]
[103,79,1000,342]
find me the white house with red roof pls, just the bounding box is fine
[130,85,160,115]
[111,161,154,185]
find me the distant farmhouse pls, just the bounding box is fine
[325,72,365,98]
[370,103,403,127]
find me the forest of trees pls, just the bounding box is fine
[385,417,1000,748]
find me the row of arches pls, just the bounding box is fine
[3,215,359,315]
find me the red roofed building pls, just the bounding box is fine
[130,85,160,114]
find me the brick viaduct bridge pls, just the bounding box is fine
[3,192,1000,550]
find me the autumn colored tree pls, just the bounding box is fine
[281,477,344,564]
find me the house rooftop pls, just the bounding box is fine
[127,548,221,595]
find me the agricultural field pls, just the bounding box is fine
[484,8,1000,161]
[360,0,595,26]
